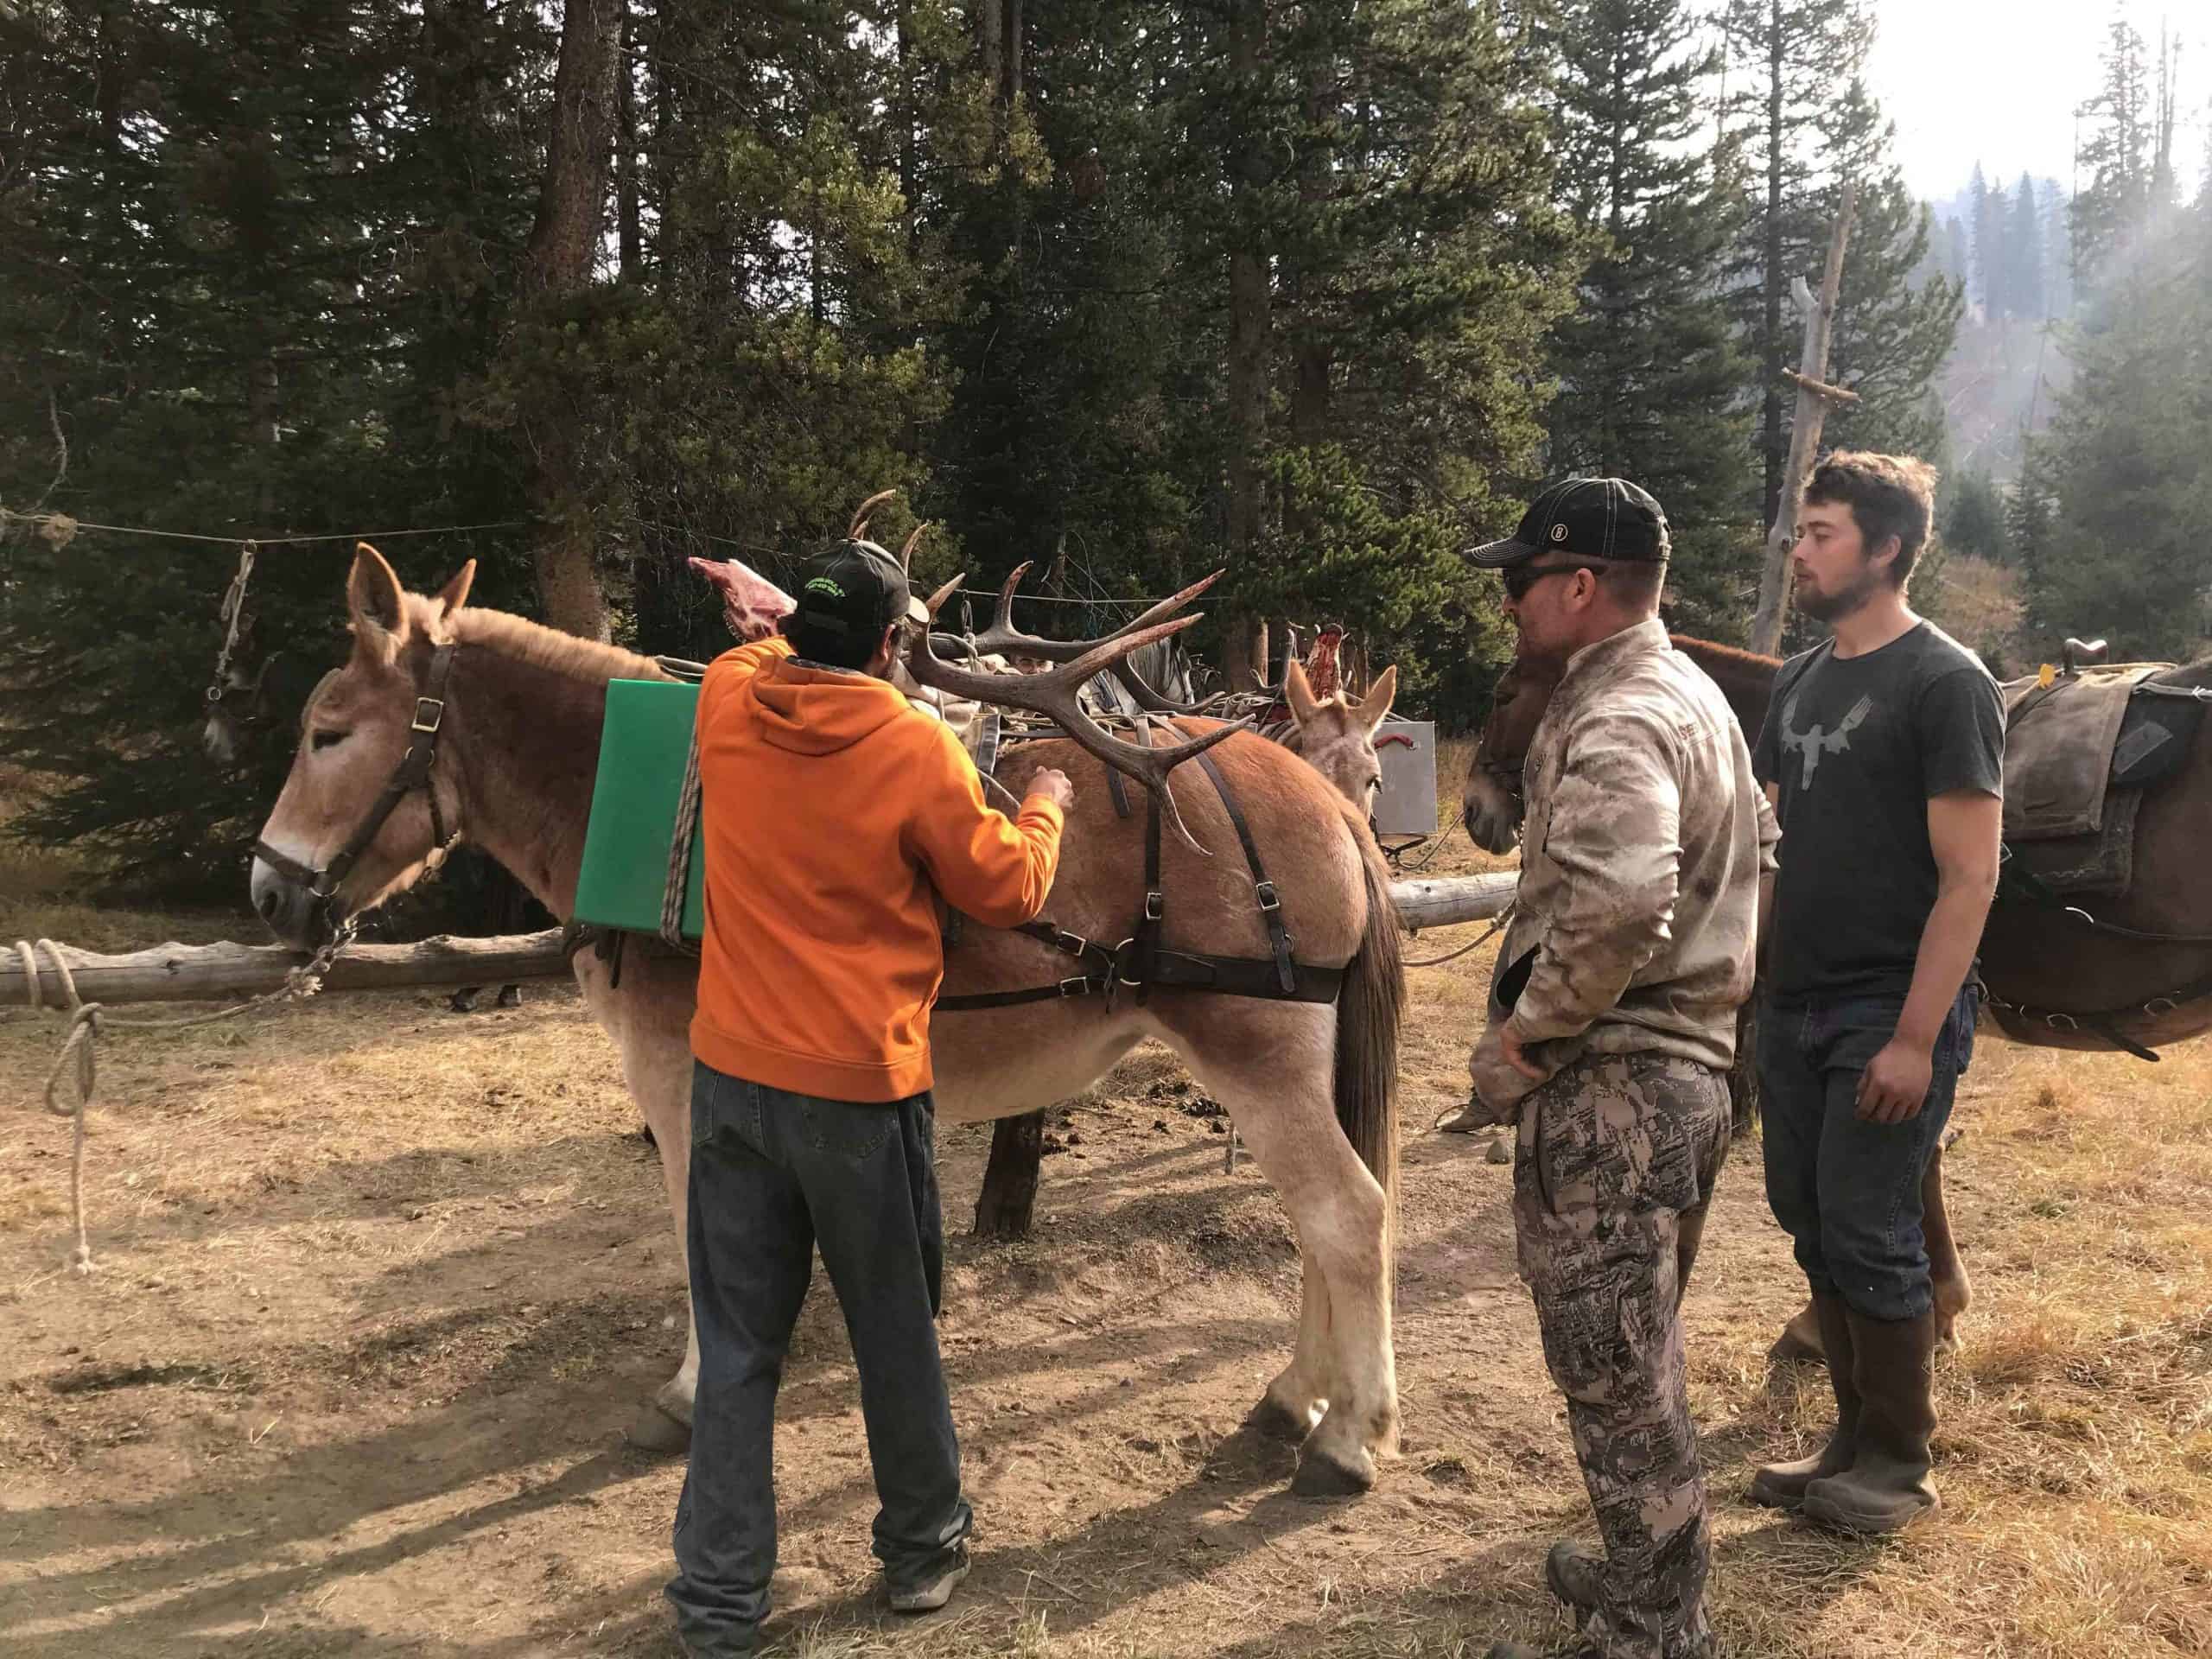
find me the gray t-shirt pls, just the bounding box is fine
[1751,621,2005,1003]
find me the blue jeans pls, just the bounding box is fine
[1758,984,1978,1322]
[665,1063,970,1656]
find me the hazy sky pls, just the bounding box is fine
[1865,0,2200,201]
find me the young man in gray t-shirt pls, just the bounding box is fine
[1749,452,2004,1537]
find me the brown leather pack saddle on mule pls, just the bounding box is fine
[1988,638,2212,1058]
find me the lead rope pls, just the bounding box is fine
[15,920,358,1274]
[659,722,706,957]
[201,540,258,714]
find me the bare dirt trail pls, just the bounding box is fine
[3,911,2208,1658]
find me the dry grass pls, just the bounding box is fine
[2,844,2209,1655]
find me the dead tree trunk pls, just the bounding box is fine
[519,0,624,642]
[1749,182,1858,657]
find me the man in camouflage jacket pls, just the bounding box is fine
[1460,479,1777,1659]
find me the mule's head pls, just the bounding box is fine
[249,545,475,948]
[1283,659,1398,817]
[1462,657,1558,855]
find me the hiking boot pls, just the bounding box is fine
[1802,1308,1940,1535]
[1543,1539,1603,1614]
[1751,1292,1859,1510]
[888,1544,971,1614]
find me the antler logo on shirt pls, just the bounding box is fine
[1779,691,1873,788]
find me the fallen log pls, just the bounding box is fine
[5,873,1517,1012]
[5,929,577,1011]
[1391,872,1516,933]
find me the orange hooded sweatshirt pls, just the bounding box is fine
[688,638,1065,1103]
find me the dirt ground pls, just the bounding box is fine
[4,861,2211,1658]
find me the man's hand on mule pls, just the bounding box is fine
[1026,768,1075,815]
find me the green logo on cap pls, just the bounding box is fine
[804,577,846,601]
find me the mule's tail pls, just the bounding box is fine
[1333,801,1404,1247]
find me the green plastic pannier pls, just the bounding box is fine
[573,678,706,940]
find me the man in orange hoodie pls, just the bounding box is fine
[667,538,1071,1657]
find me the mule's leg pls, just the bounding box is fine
[1171,1006,1396,1496]
[1771,1141,1967,1366]
[1923,1142,1969,1352]
[578,952,702,1452]
[1247,1249,1333,1446]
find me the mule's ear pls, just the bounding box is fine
[434,559,476,620]
[1285,658,1322,728]
[347,542,406,658]
[1360,664,1398,731]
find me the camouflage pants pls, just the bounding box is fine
[1513,1052,1732,1659]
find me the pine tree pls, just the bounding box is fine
[1967,161,1997,311]
[2008,172,2044,320]
[1815,79,1963,465]
[1937,470,2008,563]
[2028,196,2210,657]
[2071,15,2153,283]
[2038,178,2074,318]
[1721,0,1872,521]
[1541,0,1754,636]
[0,1,542,894]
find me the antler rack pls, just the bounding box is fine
[906,570,1246,855]
[928,562,1224,717]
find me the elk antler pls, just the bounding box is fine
[848,488,899,542]
[898,522,929,572]
[948,563,1225,715]
[906,592,1247,855]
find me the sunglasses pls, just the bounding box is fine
[1500,562,1604,601]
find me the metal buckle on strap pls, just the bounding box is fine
[1053,929,1090,958]
[1114,938,1143,988]
[411,696,447,734]
[1255,880,1281,912]
[1058,976,1091,999]
[1143,892,1164,923]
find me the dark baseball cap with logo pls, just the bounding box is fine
[1465,477,1672,568]
[787,540,912,644]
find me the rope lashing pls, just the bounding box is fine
[15,924,358,1274]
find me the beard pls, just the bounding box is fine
[1795,564,1885,624]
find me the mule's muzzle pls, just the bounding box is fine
[251,855,340,952]
[1460,773,1522,857]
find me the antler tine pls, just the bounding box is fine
[898,521,929,573]
[848,487,899,541]
[907,615,1249,855]
[923,573,963,620]
[1109,659,1225,716]
[969,567,1229,667]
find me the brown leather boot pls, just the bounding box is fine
[1750,1292,1857,1510]
[1802,1308,1940,1534]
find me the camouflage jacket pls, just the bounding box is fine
[1470,619,1779,1116]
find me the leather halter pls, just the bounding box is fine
[252,644,460,905]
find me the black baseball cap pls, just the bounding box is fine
[788,541,912,642]
[1465,477,1671,568]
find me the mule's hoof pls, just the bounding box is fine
[1767,1313,1826,1369]
[1290,1447,1374,1497]
[626,1402,693,1455]
[1247,1396,1315,1445]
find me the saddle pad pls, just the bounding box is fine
[1999,664,2168,842]
[2005,785,2142,899]
[2110,676,2208,791]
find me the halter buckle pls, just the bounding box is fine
[411,696,446,734]
[1143,892,1165,923]
[1254,880,1281,912]
[1058,976,1090,999]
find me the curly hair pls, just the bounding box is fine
[1803,450,1941,586]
